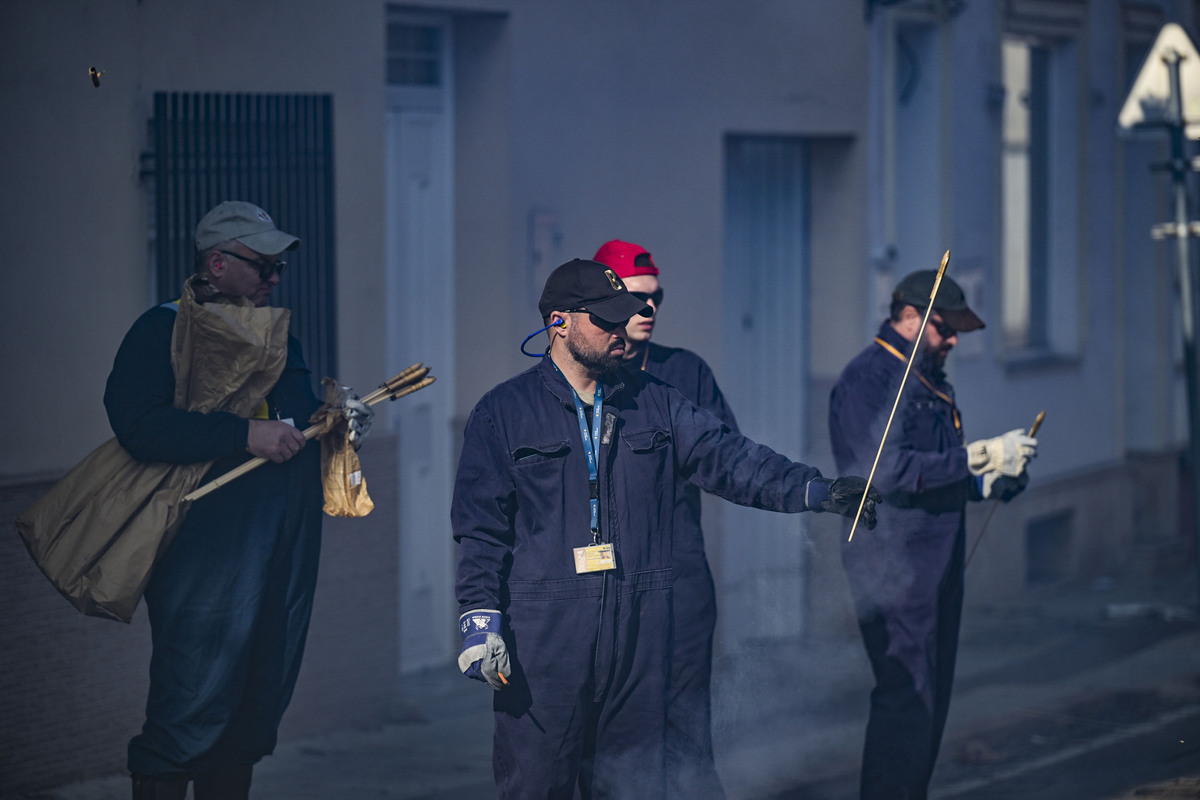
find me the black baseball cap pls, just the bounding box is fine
[893,270,985,332]
[538,259,652,324]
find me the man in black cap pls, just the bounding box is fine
[829,270,1037,800]
[453,258,880,799]
[106,201,372,800]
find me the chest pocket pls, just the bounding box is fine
[903,398,956,448]
[621,427,671,454]
[511,440,571,466]
[621,426,672,482]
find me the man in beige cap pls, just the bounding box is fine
[106,201,371,800]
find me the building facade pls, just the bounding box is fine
[0,0,1193,792]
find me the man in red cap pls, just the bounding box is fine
[593,240,739,799]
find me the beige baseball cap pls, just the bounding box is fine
[195,201,300,254]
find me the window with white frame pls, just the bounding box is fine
[1001,6,1083,357]
[387,20,441,87]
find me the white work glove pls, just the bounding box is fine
[458,610,511,690]
[343,396,374,446]
[980,470,1029,502]
[966,429,1037,477]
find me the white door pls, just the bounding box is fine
[385,12,456,674]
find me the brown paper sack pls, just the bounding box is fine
[14,276,289,622]
[311,378,375,519]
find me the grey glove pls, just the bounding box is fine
[967,429,1037,477]
[343,396,374,446]
[458,609,511,690]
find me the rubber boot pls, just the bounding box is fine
[131,774,189,800]
[192,763,253,800]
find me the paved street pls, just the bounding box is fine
[13,569,1200,800]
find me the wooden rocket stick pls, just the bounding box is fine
[848,251,950,542]
[181,364,435,503]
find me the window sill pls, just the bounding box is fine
[1000,348,1081,374]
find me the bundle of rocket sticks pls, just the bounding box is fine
[182,363,435,503]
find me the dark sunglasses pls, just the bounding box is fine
[629,288,664,306]
[567,309,626,332]
[929,317,957,339]
[219,249,287,280]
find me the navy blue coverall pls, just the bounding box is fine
[453,355,824,800]
[637,342,739,799]
[104,303,323,780]
[828,322,978,800]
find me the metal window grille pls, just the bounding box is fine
[150,92,337,386]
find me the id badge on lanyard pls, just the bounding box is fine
[563,376,617,574]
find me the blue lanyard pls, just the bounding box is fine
[569,382,604,541]
[552,362,604,541]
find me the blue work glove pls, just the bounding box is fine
[458,609,510,690]
[343,395,374,446]
[978,470,1029,502]
[806,476,882,530]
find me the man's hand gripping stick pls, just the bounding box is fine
[181,363,436,503]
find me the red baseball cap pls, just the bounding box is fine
[593,239,659,279]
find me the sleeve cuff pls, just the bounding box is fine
[804,478,831,511]
[459,609,502,640]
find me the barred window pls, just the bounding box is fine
[149,92,338,386]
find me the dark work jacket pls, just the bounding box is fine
[828,322,976,615]
[635,342,739,581]
[453,354,823,693]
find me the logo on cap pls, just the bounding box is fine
[605,269,623,291]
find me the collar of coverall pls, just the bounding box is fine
[876,320,945,383]
[538,355,627,409]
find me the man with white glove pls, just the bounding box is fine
[967,428,1037,478]
[968,428,1036,503]
[980,470,1029,502]
[829,269,1038,800]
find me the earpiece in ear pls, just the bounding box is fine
[520,317,567,357]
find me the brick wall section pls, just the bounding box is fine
[0,435,404,795]
[0,478,150,793]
